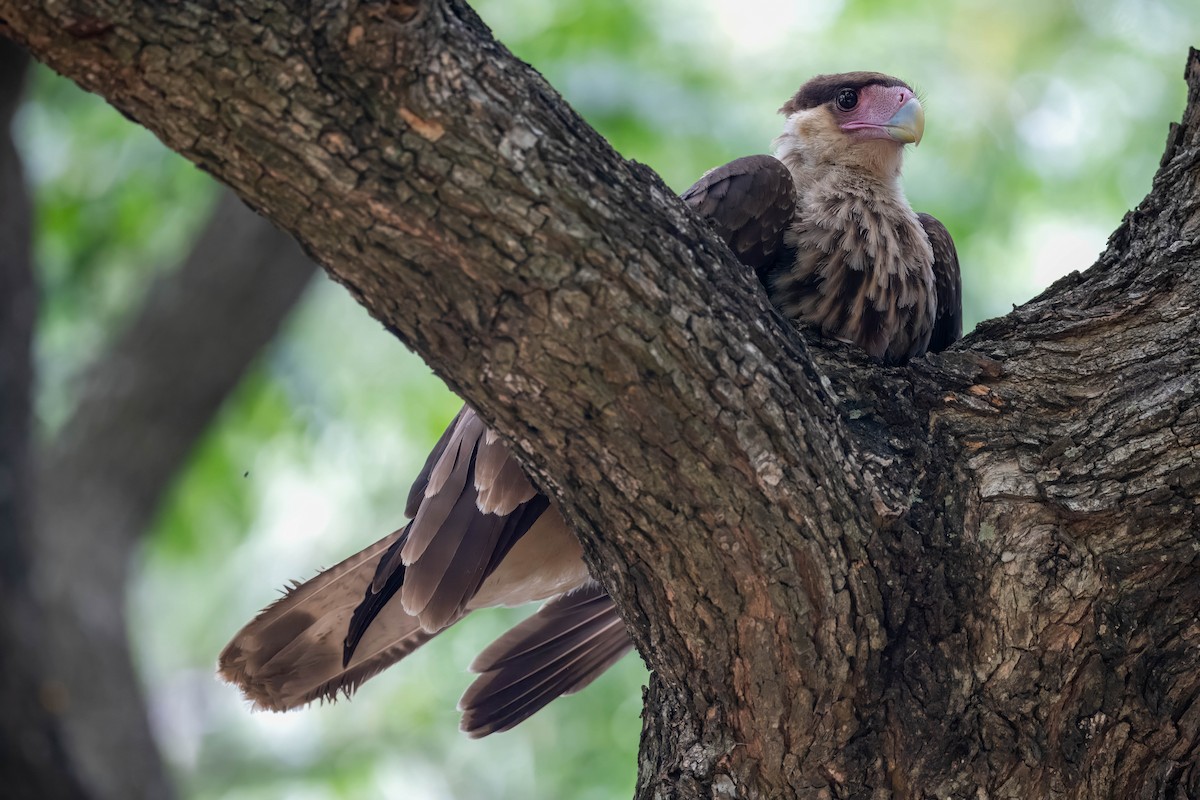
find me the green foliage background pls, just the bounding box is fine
[14,1,1196,797]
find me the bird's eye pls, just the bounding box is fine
[835,88,858,111]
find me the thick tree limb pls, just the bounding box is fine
[0,8,870,769]
[38,187,315,549]
[2,2,1197,795]
[31,187,317,800]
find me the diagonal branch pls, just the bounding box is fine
[0,38,91,800]
[38,188,316,552]
[0,0,869,688]
[31,186,317,800]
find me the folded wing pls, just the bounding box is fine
[917,212,962,353]
[459,583,633,737]
[681,154,796,285]
[219,406,609,726]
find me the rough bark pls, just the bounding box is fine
[0,38,92,800]
[1,3,1196,797]
[30,186,317,800]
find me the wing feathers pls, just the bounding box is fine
[405,407,464,518]
[399,460,510,627]
[393,412,482,575]
[475,433,536,515]
[918,212,963,353]
[458,585,633,737]
[681,154,797,283]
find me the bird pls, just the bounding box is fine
[218,71,962,737]
[682,71,961,360]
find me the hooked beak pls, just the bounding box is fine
[883,96,925,146]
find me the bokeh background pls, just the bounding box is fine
[8,1,1197,797]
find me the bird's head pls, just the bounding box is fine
[775,72,923,181]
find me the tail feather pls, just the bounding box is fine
[463,620,629,737]
[221,405,618,732]
[343,531,409,667]
[218,529,437,711]
[458,584,633,737]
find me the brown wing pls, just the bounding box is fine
[918,212,962,353]
[220,405,568,715]
[681,154,796,284]
[404,405,465,517]
[349,407,551,644]
[458,583,633,738]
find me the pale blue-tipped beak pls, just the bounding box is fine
[884,97,925,145]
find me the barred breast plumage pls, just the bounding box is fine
[770,167,937,363]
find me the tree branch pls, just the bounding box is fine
[0,3,872,749]
[38,188,315,552]
[0,37,91,800]
[30,185,317,800]
[4,1,1198,794]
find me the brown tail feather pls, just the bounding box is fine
[217,528,438,711]
[458,584,633,737]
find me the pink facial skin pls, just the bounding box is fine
[836,84,925,145]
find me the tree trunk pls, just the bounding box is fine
[1,42,319,800]
[2,56,319,793]
[2,3,1197,796]
[0,38,92,800]
[31,186,317,800]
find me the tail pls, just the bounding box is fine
[217,527,438,710]
[458,583,633,737]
